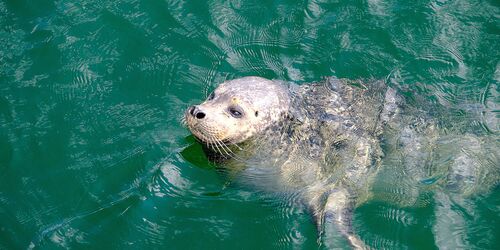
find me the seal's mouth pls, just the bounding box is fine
[185,121,211,144]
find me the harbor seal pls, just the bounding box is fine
[184,76,394,248]
[183,76,499,248]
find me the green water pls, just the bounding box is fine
[0,0,498,249]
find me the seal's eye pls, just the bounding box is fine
[207,92,215,101]
[228,106,244,118]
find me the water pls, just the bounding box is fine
[0,0,498,249]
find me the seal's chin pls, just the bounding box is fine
[192,132,235,146]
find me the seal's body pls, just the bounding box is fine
[184,76,498,248]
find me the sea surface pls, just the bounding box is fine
[0,0,498,249]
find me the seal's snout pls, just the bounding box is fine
[189,105,206,119]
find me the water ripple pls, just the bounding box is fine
[1,0,499,248]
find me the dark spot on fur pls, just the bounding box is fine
[255,111,259,117]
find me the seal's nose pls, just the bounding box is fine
[189,105,206,119]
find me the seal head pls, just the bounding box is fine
[185,76,290,145]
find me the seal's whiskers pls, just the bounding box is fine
[180,116,187,126]
[211,135,246,162]
[208,136,223,156]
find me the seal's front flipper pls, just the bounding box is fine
[320,188,366,249]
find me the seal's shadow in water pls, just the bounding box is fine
[181,135,239,169]
[180,135,218,170]
[180,135,240,197]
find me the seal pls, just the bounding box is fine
[183,76,499,249]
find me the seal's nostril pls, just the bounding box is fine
[195,111,206,119]
[189,106,196,116]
